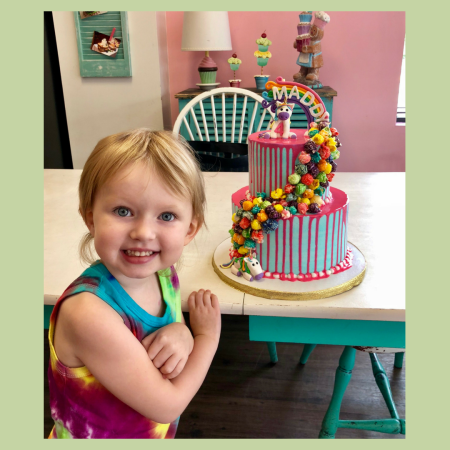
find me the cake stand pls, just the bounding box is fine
[212,238,366,301]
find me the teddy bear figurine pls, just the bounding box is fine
[293,11,330,88]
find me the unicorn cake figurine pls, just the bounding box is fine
[259,99,297,140]
[221,254,264,282]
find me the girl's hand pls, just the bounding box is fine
[188,289,221,344]
[141,322,194,380]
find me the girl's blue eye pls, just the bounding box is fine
[115,207,131,217]
[160,212,175,222]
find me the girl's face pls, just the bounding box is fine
[86,162,199,285]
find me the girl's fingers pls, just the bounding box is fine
[211,293,219,309]
[151,346,173,370]
[146,335,164,361]
[195,289,205,307]
[159,354,181,376]
[162,358,186,380]
[202,290,211,307]
[188,291,196,311]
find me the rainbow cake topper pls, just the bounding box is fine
[261,76,329,127]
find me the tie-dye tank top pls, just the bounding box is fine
[48,261,181,439]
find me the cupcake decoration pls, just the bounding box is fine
[254,32,272,74]
[228,53,242,87]
[254,32,272,89]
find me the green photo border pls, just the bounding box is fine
[5,0,434,446]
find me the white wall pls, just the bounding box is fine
[53,11,164,169]
[156,12,172,130]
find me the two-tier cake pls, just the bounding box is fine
[223,77,352,282]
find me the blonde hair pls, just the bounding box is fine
[78,129,206,265]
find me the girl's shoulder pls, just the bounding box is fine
[53,291,124,368]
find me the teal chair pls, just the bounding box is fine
[266,343,405,438]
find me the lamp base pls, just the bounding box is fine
[196,82,220,91]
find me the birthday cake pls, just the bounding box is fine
[224,77,351,282]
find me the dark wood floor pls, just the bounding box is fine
[44,314,405,439]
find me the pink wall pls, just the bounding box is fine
[165,11,405,172]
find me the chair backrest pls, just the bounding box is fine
[173,87,274,144]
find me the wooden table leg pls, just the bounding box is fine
[319,346,356,439]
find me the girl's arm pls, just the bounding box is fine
[141,318,194,380]
[59,289,220,424]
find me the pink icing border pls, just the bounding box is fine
[263,247,353,282]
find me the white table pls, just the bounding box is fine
[45,169,405,438]
[45,170,405,324]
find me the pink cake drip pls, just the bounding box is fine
[263,247,353,282]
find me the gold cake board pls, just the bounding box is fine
[212,239,366,301]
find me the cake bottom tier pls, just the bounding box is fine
[231,186,350,281]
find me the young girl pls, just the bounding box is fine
[48,129,221,439]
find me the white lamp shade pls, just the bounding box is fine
[181,12,232,51]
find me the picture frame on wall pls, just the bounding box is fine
[74,11,132,77]
[79,11,107,19]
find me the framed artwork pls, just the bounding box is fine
[74,11,132,77]
[79,11,107,19]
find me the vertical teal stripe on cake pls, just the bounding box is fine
[257,143,260,194]
[277,148,281,190]
[316,215,327,272]
[271,148,275,193]
[292,216,300,274]
[262,235,267,271]
[332,210,340,266]
[289,147,293,180]
[341,222,346,260]
[309,217,316,274]
[301,216,310,273]
[277,219,283,273]
[326,213,334,269]
[269,230,276,272]
[285,220,291,274]
[251,141,254,194]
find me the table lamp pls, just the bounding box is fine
[181,11,232,90]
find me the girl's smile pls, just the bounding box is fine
[121,249,159,264]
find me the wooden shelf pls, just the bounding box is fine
[175,86,337,99]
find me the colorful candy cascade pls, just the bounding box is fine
[228,90,342,255]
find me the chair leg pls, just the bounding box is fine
[370,353,400,421]
[266,342,278,363]
[300,344,317,365]
[319,346,356,439]
[394,352,404,369]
